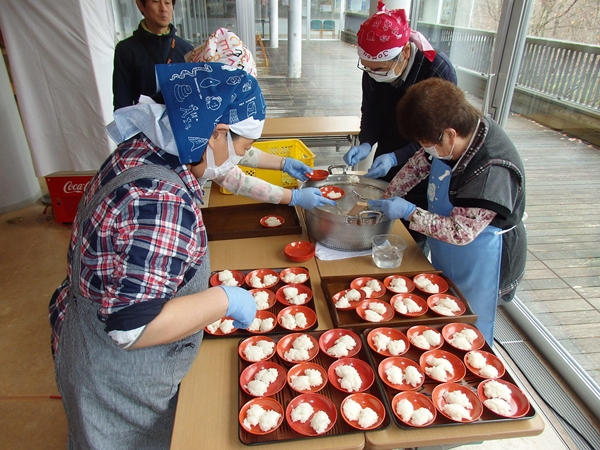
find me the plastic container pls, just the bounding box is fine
[220,139,315,194]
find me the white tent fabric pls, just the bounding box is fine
[0,0,117,176]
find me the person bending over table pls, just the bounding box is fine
[367,78,527,344]
[343,2,457,252]
[50,63,330,450]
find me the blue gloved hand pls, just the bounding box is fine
[290,188,337,209]
[219,285,257,329]
[283,158,312,182]
[343,143,372,166]
[368,197,417,221]
[364,153,397,179]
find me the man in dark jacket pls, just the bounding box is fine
[343,2,457,250]
[112,0,193,110]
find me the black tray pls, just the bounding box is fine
[322,271,477,331]
[238,331,392,445]
[362,324,537,429]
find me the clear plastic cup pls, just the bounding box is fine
[371,234,407,269]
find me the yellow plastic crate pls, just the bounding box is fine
[240,139,315,188]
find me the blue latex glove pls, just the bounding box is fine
[290,188,337,209]
[219,285,257,329]
[283,158,312,182]
[368,197,417,221]
[364,153,397,179]
[343,142,372,166]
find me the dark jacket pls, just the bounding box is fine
[112,23,194,111]
[359,49,457,209]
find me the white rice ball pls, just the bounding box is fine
[396,398,414,423]
[461,328,479,343]
[404,298,422,313]
[218,269,233,281]
[443,390,472,409]
[385,365,403,385]
[260,318,275,332]
[484,398,512,416]
[424,283,439,293]
[246,379,268,396]
[335,296,352,308]
[206,319,221,334]
[414,276,431,289]
[291,401,314,423]
[403,365,423,387]
[483,380,512,402]
[358,407,379,428]
[265,216,282,227]
[393,300,408,314]
[390,277,408,292]
[327,341,350,358]
[443,403,471,421]
[281,312,297,330]
[343,398,362,421]
[310,410,331,434]
[285,348,310,361]
[259,409,282,431]
[432,305,455,316]
[364,309,384,322]
[293,334,314,350]
[250,276,263,288]
[368,302,387,315]
[410,334,430,349]
[479,364,499,378]
[387,339,406,356]
[290,375,311,391]
[426,356,454,375]
[411,407,434,426]
[305,368,323,387]
[247,319,262,332]
[244,340,274,361]
[335,364,362,392]
[256,339,275,354]
[295,312,308,328]
[263,274,279,286]
[449,333,472,350]
[283,287,299,299]
[425,365,448,381]
[253,291,271,310]
[219,319,235,334]
[422,329,441,346]
[438,297,461,312]
[366,279,382,292]
[373,333,391,352]
[255,368,278,384]
[337,335,357,349]
[466,351,487,369]
[289,293,308,305]
[243,404,264,427]
[345,289,362,301]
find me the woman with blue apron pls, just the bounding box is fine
[368,78,527,345]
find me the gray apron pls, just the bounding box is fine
[55,165,210,450]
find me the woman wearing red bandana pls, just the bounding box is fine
[344,1,457,251]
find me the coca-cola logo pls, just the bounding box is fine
[63,180,90,194]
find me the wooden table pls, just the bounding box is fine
[260,116,361,151]
[170,189,545,449]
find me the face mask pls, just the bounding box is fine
[423,143,455,161]
[200,132,243,182]
[367,57,403,83]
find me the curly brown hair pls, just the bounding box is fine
[396,78,481,144]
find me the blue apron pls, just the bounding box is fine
[426,158,502,344]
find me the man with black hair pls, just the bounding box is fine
[112,0,193,110]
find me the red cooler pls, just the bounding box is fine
[45,171,96,224]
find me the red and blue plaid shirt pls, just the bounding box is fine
[49,134,207,354]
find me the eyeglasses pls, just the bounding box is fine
[356,57,400,77]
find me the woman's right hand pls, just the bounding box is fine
[219,286,257,329]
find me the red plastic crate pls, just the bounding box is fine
[45,171,96,224]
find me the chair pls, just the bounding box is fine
[323,20,336,38]
[310,19,323,38]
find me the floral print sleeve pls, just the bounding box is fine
[409,206,497,245]
[214,166,285,204]
[385,149,431,197]
[238,147,262,168]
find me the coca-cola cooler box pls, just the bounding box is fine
[45,171,96,224]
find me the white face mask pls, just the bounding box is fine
[423,142,455,161]
[367,56,403,83]
[200,132,243,182]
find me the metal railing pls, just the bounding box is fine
[417,22,600,112]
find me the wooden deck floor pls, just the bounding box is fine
[257,40,600,388]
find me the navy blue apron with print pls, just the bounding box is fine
[426,158,502,344]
